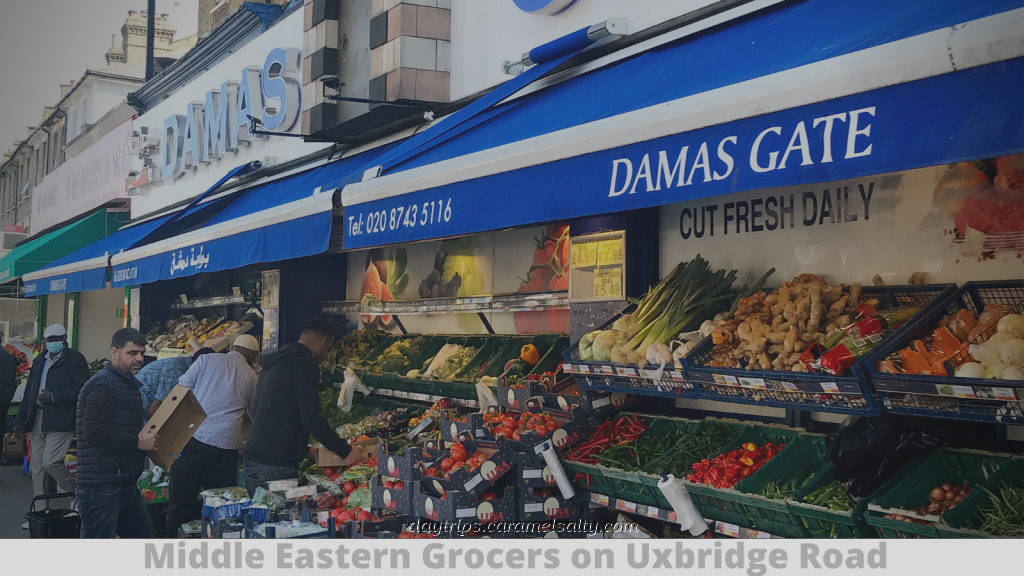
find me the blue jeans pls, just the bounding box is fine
[76,484,155,539]
[243,461,297,496]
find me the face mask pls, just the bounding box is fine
[46,342,64,354]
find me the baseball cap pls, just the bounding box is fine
[233,334,260,352]
[43,324,67,338]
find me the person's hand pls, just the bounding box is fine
[338,445,364,467]
[137,429,159,451]
[13,425,23,436]
[37,391,53,405]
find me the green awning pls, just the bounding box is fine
[0,210,125,284]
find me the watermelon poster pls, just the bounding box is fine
[659,156,1024,288]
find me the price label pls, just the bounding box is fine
[820,382,841,394]
[593,267,623,299]
[596,237,624,266]
[562,363,574,374]
[740,377,767,389]
[571,240,598,269]
[953,385,976,399]
[232,286,242,298]
[992,387,1017,401]
[262,321,272,341]
[179,294,189,306]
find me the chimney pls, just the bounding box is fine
[43,107,56,121]
[60,83,74,97]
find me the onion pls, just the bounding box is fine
[930,487,947,502]
[955,362,985,379]
[1000,339,1024,367]
[941,483,953,492]
[927,503,942,515]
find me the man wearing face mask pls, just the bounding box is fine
[75,328,157,538]
[14,324,89,510]
[243,317,362,495]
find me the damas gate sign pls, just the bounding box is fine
[131,47,301,192]
[607,107,876,197]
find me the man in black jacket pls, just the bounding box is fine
[14,324,89,500]
[0,344,16,434]
[75,328,158,539]
[243,317,361,494]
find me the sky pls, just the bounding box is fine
[0,0,198,155]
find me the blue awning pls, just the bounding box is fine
[340,0,1024,249]
[108,142,399,288]
[23,214,173,296]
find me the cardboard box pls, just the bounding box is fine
[448,438,519,498]
[137,478,170,504]
[144,385,207,469]
[517,485,579,522]
[371,474,414,515]
[439,413,487,443]
[315,437,380,467]
[4,433,26,458]
[413,482,516,524]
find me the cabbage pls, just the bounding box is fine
[971,333,1016,365]
[996,314,1024,338]
[1001,366,1024,381]
[579,330,601,361]
[955,362,985,378]
[1000,339,1024,367]
[984,363,1008,379]
[347,486,372,509]
[592,330,622,362]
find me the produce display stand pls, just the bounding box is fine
[683,284,955,416]
[865,448,1012,538]
[865,280,1024,423]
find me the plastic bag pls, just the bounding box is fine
[476,380,498,413]
[306,474,343,495]
[252,487,286,511]
[825,417,946,499]
[339,368,370,413]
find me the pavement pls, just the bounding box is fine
[0,461,32,539]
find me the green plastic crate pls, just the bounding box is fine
[937,456,1024,538]
[724,434,830,537]
[683,422,804,527]
[528,336,571,377]
[865,448,1011,538]
[454,336,508,381]
[563,413,702,509]
[480,337,533,378]
[790,452,931,539]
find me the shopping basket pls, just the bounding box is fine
[25,494,80,539]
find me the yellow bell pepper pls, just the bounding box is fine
[521,344,541,366]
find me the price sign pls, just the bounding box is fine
[596,238,624,266]
[571,240,598,269]
[593,267,623,299]
[179,294,189,306]
[232,286,242,298]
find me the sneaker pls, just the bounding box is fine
[21,522,29,530]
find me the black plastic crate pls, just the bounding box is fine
[865,281,1024,423]
[684,284,954,415]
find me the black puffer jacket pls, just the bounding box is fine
[75,365,147,486]
[244,342,350,468]
[15,347,89,432]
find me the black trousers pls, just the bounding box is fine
[166,438,238,537]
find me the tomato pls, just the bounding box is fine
[473,451,486,460]
[397,531,415,539]
[320,522,328,528]
[450,461,464,472]
[440,492,448,501]
[341,496,350,507]
[534,425,549,436]
[339,510,356,522]
[394,481,404,490]
[358,483,369,490]
[478,492,498,501]
[512,431,522,442]
[343,481,356,494]
[502,417,517,429]
[468,462,479,472]
[415,533,435,539]
[357,510,372,521]
[383,480,395,489]
[475,453,488,465]
[322,467,335,476]
[500,426,515,439]
[451,444,467,463]
[440,458,454,472]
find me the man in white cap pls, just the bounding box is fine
[14,324,89,520]
[165,334,261,535]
